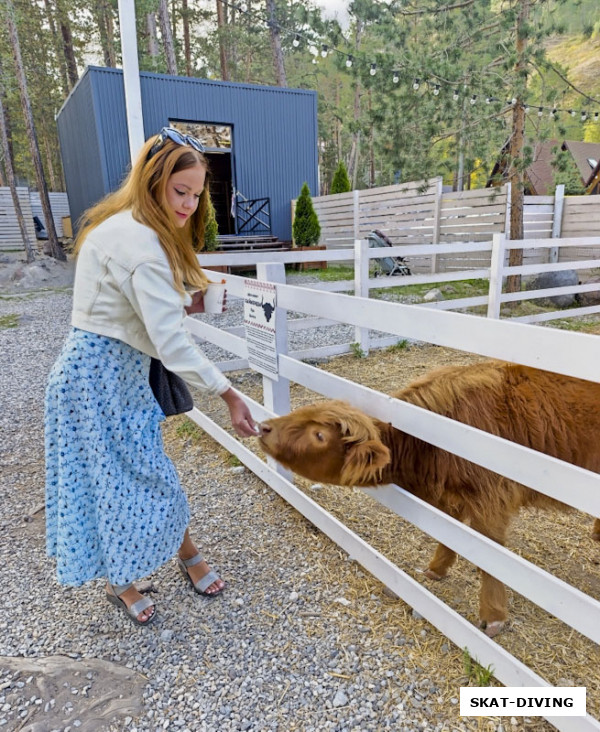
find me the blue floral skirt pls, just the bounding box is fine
[45,328,190,586]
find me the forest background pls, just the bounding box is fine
[1,0,600,203]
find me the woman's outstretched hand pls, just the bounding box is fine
[220,388,259,437]
[185,288,228,316]
[184,290,206,315]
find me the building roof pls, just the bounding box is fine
[488,138,600,195]
[562,140,600,186]
[524,139,560,196]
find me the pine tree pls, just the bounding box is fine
[204,194,219,251]
[330,160,351,194]
[293,182,321,248]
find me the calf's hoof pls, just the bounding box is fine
[423,568,444,581]
[479,620,505,638]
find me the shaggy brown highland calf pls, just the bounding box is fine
[258,360,600,637]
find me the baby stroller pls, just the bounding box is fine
[367,230,411,277]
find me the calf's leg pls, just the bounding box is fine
[470,517,509,638]
[425,543,457,580]
[592,518,600,541]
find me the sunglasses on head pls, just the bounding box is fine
[146,126,205,161]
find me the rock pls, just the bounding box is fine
[423,288,444,302]
[332,690,348,707]
[525,269,578,307]
[576,277,600,307]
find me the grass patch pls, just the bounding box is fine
[0,314,19,329]
[462,648,494,686]
[386,339,410,353]
[372,278,489,301]
[174,419,204,440]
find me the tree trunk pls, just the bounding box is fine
[94,0,117,68]
[55,0,79,89]
[158,0,177,75]
[43,0,69,95]
[0,73,36,262]
[182,0,192,77]
[6,0,65,260]
[147,12,159,60]
[215,0,229,81]
[347,18,363,188]
[506,0,529,294]
[266,0,286,87]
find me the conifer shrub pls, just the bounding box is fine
[330,161,351,194]
[293,182,321,247]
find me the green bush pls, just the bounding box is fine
[330,161,351,194]
[204,195,219,251]
[293,182,321,247]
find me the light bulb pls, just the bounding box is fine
[453,91,459,101]
[581,111,588,121]
[537,107,543,117]
[346,55,353,68]
[292,35,300,48]
[321,44,328,58]
[433,85,440,96]
[392,73,399,84]
[370,63,377,76]
[239,2,247,11]
[469,94,477,105]
[413,78,420,91]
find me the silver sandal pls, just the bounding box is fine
[177,553,226,597]
[106,582,156,626]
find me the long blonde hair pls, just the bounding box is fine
[73,135,212,293]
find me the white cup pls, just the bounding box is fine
[203,282,226,313]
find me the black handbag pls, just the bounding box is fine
[149,358,193,416]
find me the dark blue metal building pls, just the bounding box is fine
[56,66,319,242]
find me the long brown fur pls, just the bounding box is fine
[259,360,600,636]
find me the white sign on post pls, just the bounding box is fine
[243,279,279,380]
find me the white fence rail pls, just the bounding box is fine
[185,265,600,731]
[198,234,600,367]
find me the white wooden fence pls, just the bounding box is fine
[186,259,600,731]
[0,188,70,249]
[198,235,600,366]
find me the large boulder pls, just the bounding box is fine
[525,269,578,308]
[576,277,600,307]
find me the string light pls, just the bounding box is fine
[223,0,600,123]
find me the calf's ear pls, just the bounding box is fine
[340,439,391,486]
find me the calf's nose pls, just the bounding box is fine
[259,423,272,435]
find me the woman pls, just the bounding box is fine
[45,127,258,626]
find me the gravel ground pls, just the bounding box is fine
[1,267,551,732]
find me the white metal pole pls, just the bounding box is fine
[118,0,145,163]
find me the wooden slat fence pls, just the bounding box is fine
[0,187,70,249]
[29,191,70,238]
[0,187,37,250]
[303,180,600,274]
[184,265,600,731]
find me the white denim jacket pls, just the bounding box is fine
[71,210,231,396]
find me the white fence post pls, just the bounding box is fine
[487,233,505,319]
[256,262,292,476]
[354,239,371,356]
[353,189,360,240]
[504,182,511,239]
[549,184,565,264]
[430,177,443,274]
